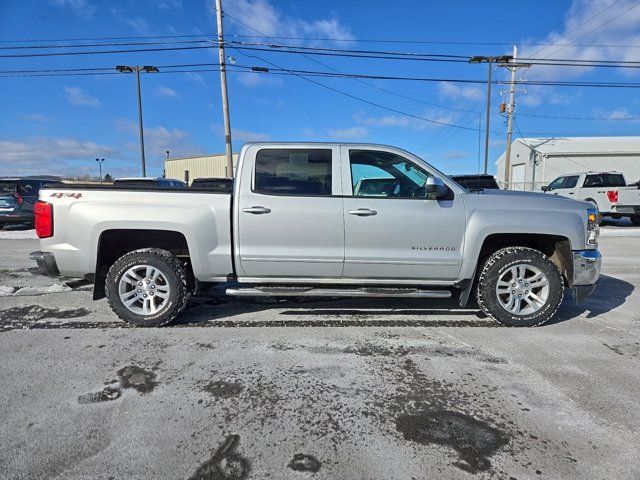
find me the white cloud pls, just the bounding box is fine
[438,82,483,102]
[0,138,115,176]
[20,113,52,123]
[64,86,100,107]
[210,123,270,142]
[356,109,457,130]
[123,17,150,34]
[523,0,640,80]
[226,0,353,46]
[185,72,206,86]
[50,0,95,15]
[158,0,182,9]
[442,150,471,161]
[155,86,181,99]
[235,71,283,88]
[328,126,368,140]
[116,120,203,158]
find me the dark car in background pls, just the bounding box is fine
[0,178,64,228]
[450,174,500,192]
[190,177,234,193]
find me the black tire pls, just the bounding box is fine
[476,247,564,327]
[105,248,189,327]
[630,215,640,226]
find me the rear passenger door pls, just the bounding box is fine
[236,145,344,279]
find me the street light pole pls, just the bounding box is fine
[116,65,159,177]
[95,158,104,183]
[482,58,493,175]
[135,67,146,177]
[469,55,514,176]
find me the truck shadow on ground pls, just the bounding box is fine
[175,274,631,328]
[550,274,634,323]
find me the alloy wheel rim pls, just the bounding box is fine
[495,264,550,315]
[118,265,171,315]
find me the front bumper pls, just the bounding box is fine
[30,251,60,277]
[572,249,601,303]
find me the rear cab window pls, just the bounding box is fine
[254,149,332,196]
[583,174,626,188]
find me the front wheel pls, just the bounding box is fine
[476,247,564,327]
[105,248,189,327]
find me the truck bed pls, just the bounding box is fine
[38,186,234,281]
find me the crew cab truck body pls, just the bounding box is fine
[32,143,602,327]
[542,171,640,224]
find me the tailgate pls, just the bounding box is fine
[618,187,640,207]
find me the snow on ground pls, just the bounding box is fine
[0,229,37,240]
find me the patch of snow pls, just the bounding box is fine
[12,283,72,296]
[0,229,37,240]
[600,228,640,237]
[0,285,16,296]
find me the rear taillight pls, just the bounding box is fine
[606,190,618,203]
[14,193,23,205]
[34,201,53,238]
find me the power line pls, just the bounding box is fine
[0,45,213,58]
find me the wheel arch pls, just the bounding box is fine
[93,229,192,300]
[459,233,573,307]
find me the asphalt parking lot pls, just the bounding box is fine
[1,225,639,479]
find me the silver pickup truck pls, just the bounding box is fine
[31,143,602,328]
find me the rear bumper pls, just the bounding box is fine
[611,205,640,215]
[0,213,32,224]
[572,249,601,303]
[29,251,60,277]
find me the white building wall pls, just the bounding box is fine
[497,139,640,191]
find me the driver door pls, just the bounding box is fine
[340,147,466,281]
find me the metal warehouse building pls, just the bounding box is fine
[496,136,640,191]
[164,153,238,184]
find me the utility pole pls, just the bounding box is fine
[503,45,518,189]
[215,0,234,179]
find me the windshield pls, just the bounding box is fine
[0,182,17,195]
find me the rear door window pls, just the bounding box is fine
[563,175,579,188]
[254,149,332,196]
[17,181,40,196]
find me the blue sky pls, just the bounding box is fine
[2,0,640,178]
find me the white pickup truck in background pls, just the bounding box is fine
[542,171,640,225]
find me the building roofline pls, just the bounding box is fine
[165,153,239,162]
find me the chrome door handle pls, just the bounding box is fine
[348,208,377,216]
[242,206,271,214]
[568,192,574,195]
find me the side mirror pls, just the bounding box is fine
[425,176,449,199]
[541,185,549,192]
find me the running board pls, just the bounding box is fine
[225,286,452,298]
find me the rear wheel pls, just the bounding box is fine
[630,214,640,226]
[105,248,189,327]
[476,247,564,327]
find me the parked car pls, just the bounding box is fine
[450,174,500,192]
[112,178,187,188]
[190,177,233,193]
[31,143,601,328]
[542,171,640,224]
[0,178,64,228]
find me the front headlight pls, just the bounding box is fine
[587,207,600,246]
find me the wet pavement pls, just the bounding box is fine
[0,233,639,479]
